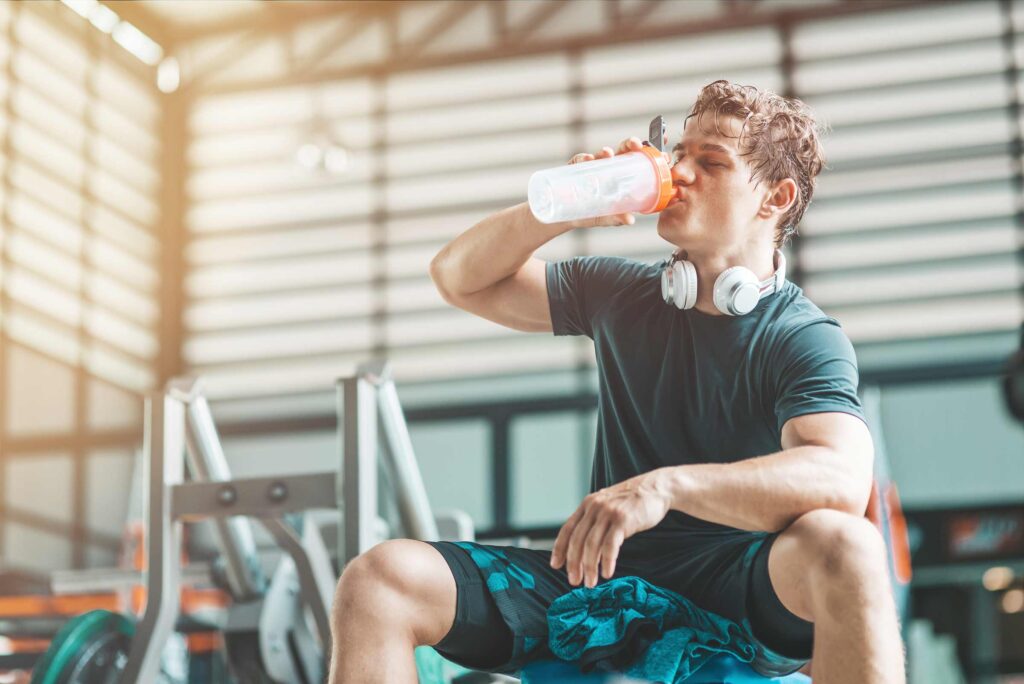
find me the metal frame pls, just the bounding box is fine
[121,392,185,683]
[116,362,440,682]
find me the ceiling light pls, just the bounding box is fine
[59,0,97,19]
[296,144,323,170]
[113,21,163,66]
[323,146,349,175]
[157,57,180,93]
[88,3,119,33]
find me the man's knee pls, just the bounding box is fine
[333,539,456,646]
[781,508,889,583]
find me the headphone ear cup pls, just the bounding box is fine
[661,261,697,309]
[714,266,760,316]
[678,260,697,309]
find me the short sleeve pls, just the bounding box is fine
[770,319,866,433]
[546,256,646,338]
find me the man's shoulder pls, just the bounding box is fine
[760,283,853,358]
[553,254,662,291]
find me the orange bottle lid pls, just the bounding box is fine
[637,144,674,214]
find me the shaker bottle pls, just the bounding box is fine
[528,144,674,224]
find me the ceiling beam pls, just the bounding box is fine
[166,0,395,45]
[395,0,482,62]
[201,0,931,96]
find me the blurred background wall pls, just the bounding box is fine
[0,0,1022,680]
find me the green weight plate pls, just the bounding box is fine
[30,610,135,684]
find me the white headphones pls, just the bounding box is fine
[660,249,787,316]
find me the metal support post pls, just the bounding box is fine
[121,392,185,683]
[375,366,439,543]
[339,371,379,569]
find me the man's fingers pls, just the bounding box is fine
[568,152,595,165]
[565,509,598,585]
[601,528,625,579]
[580,519,610,588]
[615,136,643,154]
[551,506,585,568]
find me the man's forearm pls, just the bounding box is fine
[430,202,573,297]
[653,447,873,532]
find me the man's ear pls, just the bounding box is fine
[758,178,798,220]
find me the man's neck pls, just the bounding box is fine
[684,246,777,316]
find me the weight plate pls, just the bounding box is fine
[30,610,134,684]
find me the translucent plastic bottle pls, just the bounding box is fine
[528,145,674,224]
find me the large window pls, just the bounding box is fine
[0,2,161,573]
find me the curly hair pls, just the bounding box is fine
[684,80,827,247]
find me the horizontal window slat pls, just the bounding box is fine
[795,40,1003,95]
[823,110,1011,166]
[93,57,158,126]
[193,78,376,134]
[187,151,374,202]
[7,231,82,290]
[801,223,1020,272]
[835,293,1022,343]
[804,74,1007,130]
[815,154,1012,201]
[805,258,1020,307]
[803,182,1015,236]
[793,1,1001,60]
[185,251,375,298]
[386,94,573,145]
[582,27,779,87]
[12,49,87,115]
[187,223,374,266]
[388,53,569,109]
[87,236,158,292]
[187,184,374,234]
[185,285,377,333]
[5,305,80,367]
[86,272,158,327]
[5,266,82,328]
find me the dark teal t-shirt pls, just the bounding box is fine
[546,255,866,539]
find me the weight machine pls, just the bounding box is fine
[33,361,477,683]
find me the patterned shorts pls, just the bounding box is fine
[425,529,813,676]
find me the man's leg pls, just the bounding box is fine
[329,539,457,684]
[768,508,906,684]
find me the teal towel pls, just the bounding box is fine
[547,576,790,683]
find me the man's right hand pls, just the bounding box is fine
[564,136,648,229]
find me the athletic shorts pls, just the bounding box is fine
[424,529,813,677]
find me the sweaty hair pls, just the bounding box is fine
[684,80,827,247]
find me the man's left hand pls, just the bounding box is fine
[550,467,673,588]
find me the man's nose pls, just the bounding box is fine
[670,158,695,184]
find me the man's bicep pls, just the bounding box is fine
[781,411,874,484]
[781,411,869,450]
[443,258,553,333]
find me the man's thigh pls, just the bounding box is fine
[625,532,814,662]
[425,540,596,673]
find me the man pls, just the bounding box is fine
[330,80,906,684]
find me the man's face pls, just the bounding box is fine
[656,112,770,253]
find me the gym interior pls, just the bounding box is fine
[0,0,1022,682]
